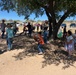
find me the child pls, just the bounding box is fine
[37,32,44,54]
[6,24,14,50]
[34,32,44,54]
[43,27,48,44]
[65,30,74,58]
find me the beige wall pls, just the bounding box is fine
[62,21,76,33]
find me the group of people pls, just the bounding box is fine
[0,20,18,50]
[22,22,48,37]
[0,20,45,52]
[33,25,76,57]
[58,26,76,58]
[20,22,49,55]
[22,22,48,54]
[33,27,48,54]
[22,22,34,37]
[0,20,76,58]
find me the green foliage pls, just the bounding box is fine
[0,0,76,20]
[1,0,76,39]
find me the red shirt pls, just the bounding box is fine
[38,34,44,45]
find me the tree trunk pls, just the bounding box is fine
[52,25,59,40]
[52,22,59,40]
[48,19,52,38]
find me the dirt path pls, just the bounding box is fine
[0,49,76,75]
[0,36,76,75]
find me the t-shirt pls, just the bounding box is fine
[6,28,14,38]
[38,34,44,45]
[27,24,32,30]
[66,35,73,42]
[1,23,6,31]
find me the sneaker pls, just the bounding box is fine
[7,48,11,51]
[38,52,43,55]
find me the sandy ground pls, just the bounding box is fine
[0,33,76,75]
[1,24,76,75]
[0,49,76,75]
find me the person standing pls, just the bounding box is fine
[13,21,18,36]
[1,20,6,39]
[6,24,14,50]
[63,26,67,39]
[27,22,32,37]
[43,27,48,44]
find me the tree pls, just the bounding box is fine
[0,0,76,39]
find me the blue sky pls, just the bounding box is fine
[0,10,48,21]
[0,10,76,21]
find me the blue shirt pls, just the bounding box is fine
[6,28,14,38]
[43,30,48,39]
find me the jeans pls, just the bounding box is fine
[28,29,32,37]
[13,28,17,36]
[1,31,5,38]
[7,38,13,50]
[38,44,44,52]
[44,37,47,44]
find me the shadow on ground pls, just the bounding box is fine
[13,35,50,60]
[12,36,76,69]
[1,35,76,69]
[0,37,7,54]
[42,40,76,69]
[42,49,76,69]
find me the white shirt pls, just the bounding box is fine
[66,35,73,42]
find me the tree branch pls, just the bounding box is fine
[48,1,56,24]
[57,10,71,26]
[45,9,51,19]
